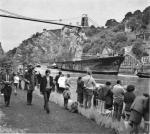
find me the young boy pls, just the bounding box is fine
[63,88,71,109]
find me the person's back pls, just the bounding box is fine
[112,80,125,121]
[82,70,96,108]
[103,82,113,109]
[112,83,124,103]
[14,75,19,84]
[58,75,66,88]
[77,77,84,93]
[82,74,96,90]
[124,85,136,112]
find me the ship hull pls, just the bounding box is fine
[137,72,150,78]
[136,65,150,78]
[56,56,124,75]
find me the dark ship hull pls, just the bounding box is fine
[137,72,150,78]
[136,65,150,78]
[56,56,124,75]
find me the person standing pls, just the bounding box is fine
[124,85,136,120]
[63,87,71,109]
[129,94,149,134]
[13,73,20,95]
[58,74,66,94]
[82,70,96,109]
[112,80,125,121]
[40,70,54,114]
[24,66,36,105]
[76,76,84,106]
[35,71,42,89]
[54,71,62,93]
[1,68,13,107]
[103,81,113,110]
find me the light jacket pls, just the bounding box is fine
[131,95,147,114]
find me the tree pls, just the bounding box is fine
[132,39,149,60]
[105,19,119,28]
[124,12,133,20]
[126,17,140,31]
[133,10,142,20]
[142,6,150,25]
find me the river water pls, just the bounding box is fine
[36,66,150,97]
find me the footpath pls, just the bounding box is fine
[0,89,115,133]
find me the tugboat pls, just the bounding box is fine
[136,64,150,78]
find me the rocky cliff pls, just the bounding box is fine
[4,6,150,66]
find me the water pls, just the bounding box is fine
[36,66,150,97]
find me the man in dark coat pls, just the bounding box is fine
[24,66,37,105]
[1,68,13,107]
[54,71,62,93]
[40,69,54,114]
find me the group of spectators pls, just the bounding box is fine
[0,66,149,133]
[76,71,149,134]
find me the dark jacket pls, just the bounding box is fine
[1,73,14,95]
[124,91,136,112]
[40,76,54,93]
[105,89,113,106]
[24,72,37,90]
[2,73,14,83]
[76,80,84,94]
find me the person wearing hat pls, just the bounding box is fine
[40,69,54,114]
[1,68,13,107]
[124,85,136,120]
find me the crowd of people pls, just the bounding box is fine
[0,65,149,133]
[75,71,149,134]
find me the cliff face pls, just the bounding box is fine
[4,6,150,66]
[8,27,87,65]
[12,29,61,65]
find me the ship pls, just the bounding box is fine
[55,14,125,75]
[0,12,125,74]
[56,55,124,75]
[136,64,150,78]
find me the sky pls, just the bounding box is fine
[0,0,149,52]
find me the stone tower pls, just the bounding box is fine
[81,14,89,27]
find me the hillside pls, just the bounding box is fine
[3,6,150,67]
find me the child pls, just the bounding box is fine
[63,88,71,109]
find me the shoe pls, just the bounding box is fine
[27,103,32,105]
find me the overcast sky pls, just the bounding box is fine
[0,0,149,52]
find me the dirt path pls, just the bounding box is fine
[0,89,116,133]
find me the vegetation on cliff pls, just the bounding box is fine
[3,6,150,67]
